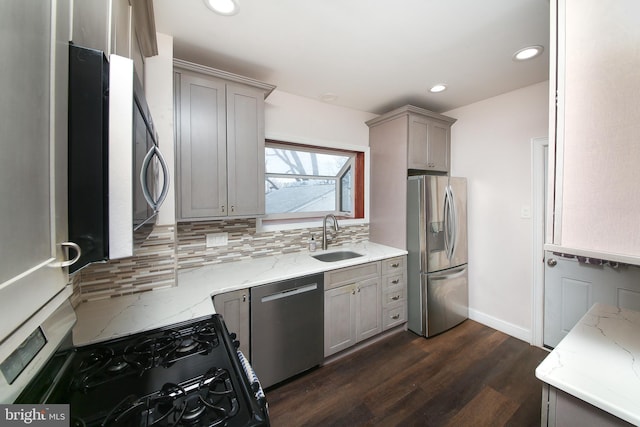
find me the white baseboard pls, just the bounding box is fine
[469,308,532,344]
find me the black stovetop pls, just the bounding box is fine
[17,315,268,427]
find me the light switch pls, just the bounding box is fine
[206,232,228,247]
[520,206,531,219]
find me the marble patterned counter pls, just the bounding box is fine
[535,303,640,425]
[73,241,406,346]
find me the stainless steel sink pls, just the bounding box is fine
[311,251,363,262]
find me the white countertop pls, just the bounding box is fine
[535,303,640,425]
[73,241,406,346]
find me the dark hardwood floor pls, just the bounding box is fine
[265,320,549,427]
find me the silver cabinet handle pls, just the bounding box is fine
[391,314,400,320]
[391,263,400,268]
[547,258,557,267]
[391,279,400,284]
[48,241,81,268]
[392,295,400,301]
[242,294,247,302]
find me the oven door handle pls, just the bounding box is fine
[237,350,265,401]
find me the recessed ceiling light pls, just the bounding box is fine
[513,45,544,61]
[429,84,447,93]
[320,93,338,102]
[203,0,239,16]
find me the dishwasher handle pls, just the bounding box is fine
[260,283,319,303]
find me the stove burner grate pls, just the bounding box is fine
[99,367,239,427]
[72,322,221,392]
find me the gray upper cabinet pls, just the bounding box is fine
[408,114,451,172]
[367,105,456,174]
[174,61,275,220]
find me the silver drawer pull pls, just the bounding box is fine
[391,279,400,284]
[391,263,400,268]
[391,314,400,320]
[391,295,400,301]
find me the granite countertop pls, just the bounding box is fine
[72,241,407,346]
[535,303,640,425]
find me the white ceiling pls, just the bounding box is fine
[153,0,550,114]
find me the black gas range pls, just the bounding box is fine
[16,314,268,427]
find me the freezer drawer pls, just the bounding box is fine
[424,265,468,337]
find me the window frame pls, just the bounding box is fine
[263,140,362,222]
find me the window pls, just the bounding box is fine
[265,141,363,220]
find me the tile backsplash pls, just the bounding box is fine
[177,219,369,270]
[73,219,369,303]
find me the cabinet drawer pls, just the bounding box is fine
[382,256,405,275]
[325,261,381,290]
[383,305,406,330]
[383,273,404,290]
[383,287,406,306]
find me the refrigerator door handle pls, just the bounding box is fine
[444,185,455,260]
[449,185,458,260]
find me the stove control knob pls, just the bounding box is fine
[233,340,240,349]
[230,332,237,340]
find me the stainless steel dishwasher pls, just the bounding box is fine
[250,273,324,388]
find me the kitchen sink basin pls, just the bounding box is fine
[311,251,363,262]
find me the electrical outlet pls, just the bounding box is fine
[206,232,228,247]
[520,206,532,219]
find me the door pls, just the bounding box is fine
[324,285,356,356]
[0,0,72,343]
[177,72,227,218]
[226,83,265,216]
[425,265,469,337]
[355,277,382,342]
[543,252,640,348]
[213,289,249,357]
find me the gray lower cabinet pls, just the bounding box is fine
[542,384,633,427]
[324,262,382,357]
[213,288,250,357]
[174,61,275,220]
[381,256,407,330]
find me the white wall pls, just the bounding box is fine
[265,90,376,150]
[445,81,549,341]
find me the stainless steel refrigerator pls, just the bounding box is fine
[407,175,468,337]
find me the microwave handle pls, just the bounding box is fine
[140,144,170,211]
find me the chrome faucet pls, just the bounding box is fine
[322,214,339,250]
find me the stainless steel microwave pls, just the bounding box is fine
[68,44,169,273]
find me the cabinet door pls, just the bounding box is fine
[0,0,71,342]
[355,277,382,342]
[178,73,227,218]
[226,84,265,216]
[324,285,357,357]
[213,289,250,357]
[408,115,450,172]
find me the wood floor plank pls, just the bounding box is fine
[265,320,549,427]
